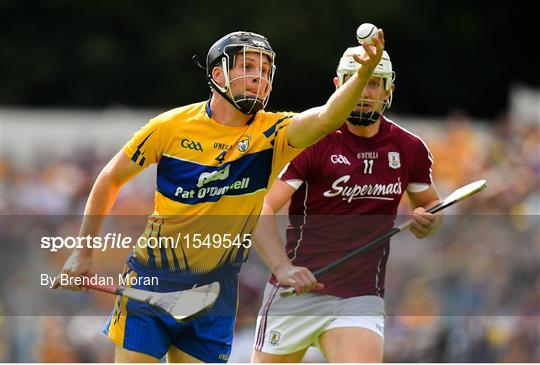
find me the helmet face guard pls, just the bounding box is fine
[336,47,395,126]
[206,32,276,115]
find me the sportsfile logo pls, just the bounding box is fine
[181,138,203,152]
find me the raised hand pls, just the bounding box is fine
[353,29,385,77]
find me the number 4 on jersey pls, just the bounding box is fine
[215,151,226,164]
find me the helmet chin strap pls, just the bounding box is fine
[347,111,381,126]
[234,96,264,114]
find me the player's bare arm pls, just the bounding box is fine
[52,151,144,290]
[286,31,385,148]
[253,180,322,294]
[407,185,444,239]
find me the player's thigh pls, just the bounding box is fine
[167,346,203,363]
[114,345,161,363]
[319,327,383,363]
[251,348,308,363]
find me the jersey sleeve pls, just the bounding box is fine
[122,117,164,168]
[407,138,434,192]
[278,146,316,190]
[265,113,305,185]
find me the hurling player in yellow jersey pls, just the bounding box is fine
[54,29,385,362]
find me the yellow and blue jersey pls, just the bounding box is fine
[123,100,301,277]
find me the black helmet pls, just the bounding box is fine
[206,31,276,115]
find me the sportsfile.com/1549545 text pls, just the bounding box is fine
[40,233,252,252]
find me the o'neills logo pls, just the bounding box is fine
[323,176,402,203]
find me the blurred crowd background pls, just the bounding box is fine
[1,0,539,362]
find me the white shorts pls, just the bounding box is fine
[253,283,385,355]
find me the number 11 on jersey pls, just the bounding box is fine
[363,159,374,174]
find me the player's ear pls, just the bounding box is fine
[212,66,224,86]
[333,77,339,90]
[381,80,395,99]
[385,83,395,100]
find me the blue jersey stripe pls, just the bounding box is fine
[179,241,191,272]
[263,115,293,138]
[156,223,170,271]
[170,246,181,271]
[130,130,155,164]
[233,207,255,265]
[156,149,273,204]
[146,222,157,269]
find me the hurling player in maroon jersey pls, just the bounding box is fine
[252,46,444,363]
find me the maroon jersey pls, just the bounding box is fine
[270,117,433,298]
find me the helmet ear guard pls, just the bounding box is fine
[208,56,230,94]
[206,31,276,115]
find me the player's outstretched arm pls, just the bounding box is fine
[253,180,323,294]
[52,150,144,290]
[286,30,385,148]
[407,185,445,239]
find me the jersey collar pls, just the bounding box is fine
[205,98,257,125]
